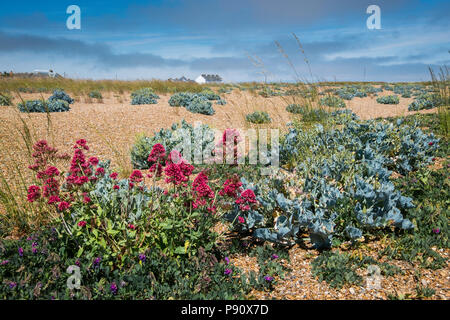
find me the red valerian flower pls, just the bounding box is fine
[147,144,166,163]
[42,178,59,197]
[428,142,434,146]
[58,201,70,212]
[110,172,118,179]
[235,189,257,211]
[129,170,144,183]
[113,184,120,190]
[27,185,41,202]
[77,221,87,227]
[47,195,61,205]
[219,176,242,198]
[83,196,91,204]
[128,224,136,230]
[75,139,89,150]
[44,166,60,178]
[164,162,188,185]
[89,157,99,166]
[95,167,105,176]
[238,216,245,223]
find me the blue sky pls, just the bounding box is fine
[0,0,448,82]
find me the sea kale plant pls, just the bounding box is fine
[246,111,272,124]
[131,88,160,105]
[237,115,439,249]
[376,95,400,104]
[18,99,70,113]
[0,93,12,106]
[320,96,346,108]
[131,120,216,169]
[48,89,74,104]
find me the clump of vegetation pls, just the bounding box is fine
[48,89,74,104]
[320,96,346,108]
[131,88,160,105]
[246,111,272,124]
[376,95,400,104]
[18,99,70,113]
[186,95,215,115]
[408,93,442,111]
[88,90,102,99]
[0,93,12,106]
[285,103,303,114]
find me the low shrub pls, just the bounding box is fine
[408,93,442,111]
[48,90,74,104]
[131,88,159,105]
[88,91,102,99]
[0,93,12,106]
[186,95,215,115]
[320,96,346,108]
[285,104,303,114]
[246,111,271,124]
[18,99,70,113]
[376,95,400,104]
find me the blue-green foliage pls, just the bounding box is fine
[130,120,215,169]
[131,88,160,105]
[186,95,215,115]
[408,93,442,111]
[88,90,102,99]
[247,116,438,249]
[376,95,400,104]
[168,91,220,114]
[48,89,74,104]
[18,99,70,113]
[334,85,367,100]
[320,96,346,108]
[246,111,271,124]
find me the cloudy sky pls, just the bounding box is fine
[0,0,449,82]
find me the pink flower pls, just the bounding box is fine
[128,224,136,230]
[47,195,61,205]
[83,196,91,204]
[147,144,166,163]
[78,221,87,227]
[44,166,60,178]
[113,185,120,190]
[110,172,118,179]
[95,167,105,176]
[27,185,41,202]
[129,170,143,183]
[238,216,245,224]
[75,139,89,150]
[88,157,99,166]
[219,176,242,198]
[428,142,434,146]
[58,201,70,212]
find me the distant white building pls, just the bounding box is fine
[33,69,56,78]
[195,75,206,84]
[195,74,222,84]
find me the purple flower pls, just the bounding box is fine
[433,228,440,234]
[224,257,230,265]
[93,257,101,266]
[18,247,23,257]
[224,268,232,276]
[139,254,146,263]
[75,259,81,267]
[110,282,118,295]
[0,260,9,265]
[9,282,17,289]
[264,276,274,282]
[271,254,279,260]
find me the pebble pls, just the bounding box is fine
[349,288,356,295]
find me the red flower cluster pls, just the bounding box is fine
[219,175,243,198]
[235,189,257,211]
[129,170,144,183]
[147,144,166,177]
[192,172,215,210]
[27,185,41,202]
